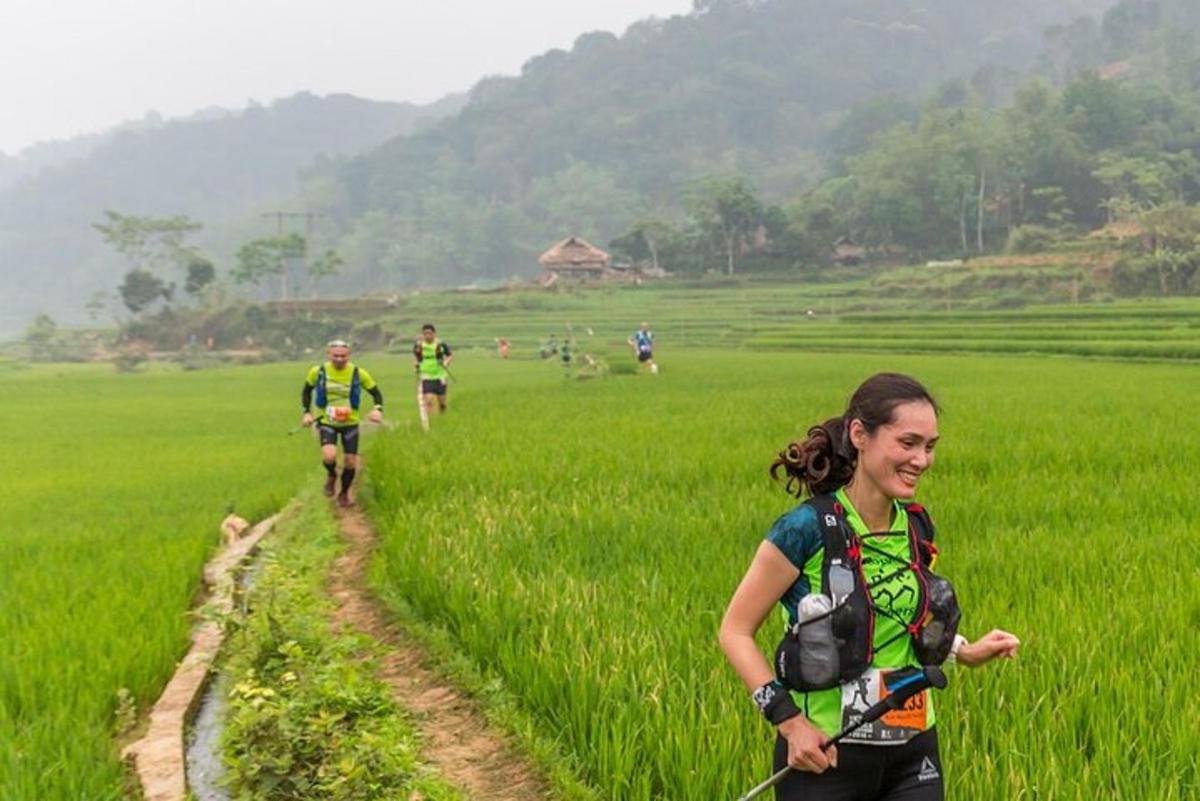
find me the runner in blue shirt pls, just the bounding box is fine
[627,321,658,374]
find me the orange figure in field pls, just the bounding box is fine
[497,337,510,359]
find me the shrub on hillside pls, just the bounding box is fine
[1005,225,1059,254]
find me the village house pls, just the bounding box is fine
[539,236,611,285]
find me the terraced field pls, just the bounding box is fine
[359,283,1200,362]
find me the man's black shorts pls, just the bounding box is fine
[317,424,360,454]
[421,378,447,396]
[638,351,654,362]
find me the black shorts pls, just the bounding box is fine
[421,378,447,396]
[317,424,360,454]
[637,351,654,362]
[772,728,943,801]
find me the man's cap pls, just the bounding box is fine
[326,339,351,349]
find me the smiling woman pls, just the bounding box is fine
[719,373,1020,801]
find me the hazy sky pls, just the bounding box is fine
[0,0,695,155]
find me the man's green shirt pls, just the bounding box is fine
[305,362,378,427]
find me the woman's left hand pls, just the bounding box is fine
[957,629,1021,667]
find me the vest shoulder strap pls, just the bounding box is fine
[902,502,937,566]
[315,364,328,408]
[805,493,855,564]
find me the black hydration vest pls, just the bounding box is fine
[774,494,961,693]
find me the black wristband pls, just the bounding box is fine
[752,680,801,725]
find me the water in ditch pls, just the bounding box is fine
[186,549,267,800]
[186,673,230,801]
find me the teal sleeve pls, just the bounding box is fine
[765,504,822,570]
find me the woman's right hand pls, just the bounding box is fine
[778,715,838,773]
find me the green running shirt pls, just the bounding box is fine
[765,487,936,739]
[305,362,378,427]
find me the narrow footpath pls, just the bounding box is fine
[329,507,553,801]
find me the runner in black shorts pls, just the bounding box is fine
[414,323,453,417]
[628,321,658,374]
[301,340,384,506]
[719,374,1020,801]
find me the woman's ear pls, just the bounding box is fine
[848,418,868,451]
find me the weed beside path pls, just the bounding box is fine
[220,497,460,800]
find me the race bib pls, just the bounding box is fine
[326,406,352,423]
[839,668,929,744]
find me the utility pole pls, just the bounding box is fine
[260,211,323,300]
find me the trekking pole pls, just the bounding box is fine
[736,667,947,801]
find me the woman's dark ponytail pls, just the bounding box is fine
[770,416,857,497]
[770,373,938,498]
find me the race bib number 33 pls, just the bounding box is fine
[840,668,929,744]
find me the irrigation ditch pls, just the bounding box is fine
[121,499,557,801]
[122,511,280,801]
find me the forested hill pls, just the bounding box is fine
[0,92,464,228]
[313,0,1115,289]
[0,92,464,334]
[0,106,233,193]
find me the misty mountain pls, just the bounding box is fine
[301,0,1117,292]
[0,91,464,335]
[0,110,192,193]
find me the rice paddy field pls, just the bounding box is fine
[4,284,1200,799]
[0,363,320,799]
[375,282,1200,361]
[366,343,1200,799]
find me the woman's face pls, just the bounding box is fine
[850,400,939,501]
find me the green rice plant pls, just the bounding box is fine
[0,363,323,799]
[8,287,1200,798]
[366,349,1200,799]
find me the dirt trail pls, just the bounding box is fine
[330,506,553,801]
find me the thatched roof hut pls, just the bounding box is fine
[539,236,611,280]
[832,236,866,266]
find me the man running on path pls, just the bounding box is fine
[414,323,453,416]
[628,321,658,374]
[301,339,384,507]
